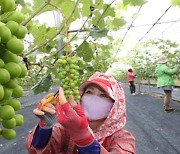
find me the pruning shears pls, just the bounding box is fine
[39,90,59,110]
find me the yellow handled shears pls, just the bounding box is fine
[40,90,59,110]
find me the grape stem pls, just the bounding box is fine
[19,54,55,70]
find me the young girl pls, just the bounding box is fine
[26,72,136,153]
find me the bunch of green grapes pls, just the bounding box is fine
[0,0,27,140]
[57,55,80,100]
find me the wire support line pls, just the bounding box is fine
[114,6,142,56]
[157,19,179,39]
[120,18,180,29]
[138,5,172,42]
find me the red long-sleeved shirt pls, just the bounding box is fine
[26,123,136,154]
[126,72,135,82]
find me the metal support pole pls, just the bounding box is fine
[54,11,63,57]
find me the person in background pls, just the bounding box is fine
[26,72,136,154]
[155,56,178,112]
[126,69,136,95]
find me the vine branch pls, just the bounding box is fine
[50,0,102,59]
[25,0,79,56]
[21,0,52,26]
[96,0,116,26]
[70,0,115,54]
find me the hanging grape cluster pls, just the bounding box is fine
[0,0,27,140]
[57,55,81,100]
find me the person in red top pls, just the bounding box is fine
[126,69,136,95]
[26,72,136,154]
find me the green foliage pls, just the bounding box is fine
[9,0,179,95]
[123,0,146,6]
[94,0,103,10]
[112,17,126,30]
[31,74,52,95]
[47,67,60,79]
[102,4,115,18]
[15,0,25,6]
[29,23,56,50]
[89,28,108,38]
[1,0,179,141]
[92,10,105,28]
[126,39,180,84]
[172,0,180,6]
[76,41,93,62]
[19,65,44,89]
[111,69,127,82]
[33,0,45,10]
[59,0,79,22]
[80,0,92,17]
[86,66,94,72]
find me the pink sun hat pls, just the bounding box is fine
[79,78,115,100]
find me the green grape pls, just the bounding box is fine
[69,64,76,69]
[65,65,70,71]
[70,82,75,88]
[2,129,16,140]
[60,56,66,60]
[66,57,72,63]
[2,118,16,129]
[74,95,81,100]
[73,89,79,95]
[63,84,69,90]
[69,69,76,74]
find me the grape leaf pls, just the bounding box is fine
[112,17,126,30]
[80,0,91,17]
[76,41,93,62]
[89,28,108,38]
[123,0,131,6]
[47,68,59,78]
[15,0,25,6]
[102,4,115,18]
[131,0,147,6]
[172,0,180,6]
[51,0,64,7]
[59,0,77,20]
[86,66,94,72]
[21,3,33,15]
[123,0,146,6]
[70,6,80,22]
[33,0,45,10]
[29,24,54,48]
[31,74,52,95]
[92,10,105,28]
[95,0,104,10]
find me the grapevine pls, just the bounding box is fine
[56,10,80,101]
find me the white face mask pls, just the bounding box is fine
[81,95,113,121]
